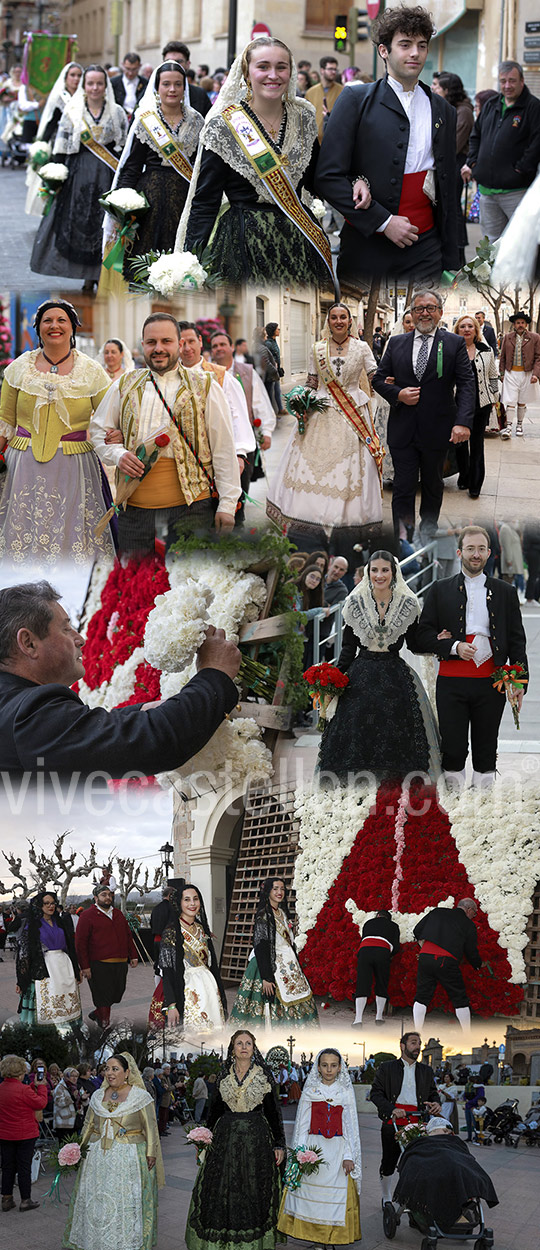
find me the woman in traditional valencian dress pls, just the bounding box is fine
[16,892,82,1028]
[0,300,115,563]
[278,1048,362,1246]
[97,338,135,383]
[266,303,383,534]
[176,37,333,286]
[105,61,203,284]
[63,1053,164,1250]
[149,884,227,1034]
[318,550,440,783]
[230,878,318,1027]
[30,65,127,286]
[25,62,83,216]
[185,1030,285,1250]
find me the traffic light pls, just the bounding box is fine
[334,15,348,53]
[356,8,370,40]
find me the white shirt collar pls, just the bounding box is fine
[463,570,486,587]
[95,903,114,918]
[387,74,418,99]
[414,328,436,339]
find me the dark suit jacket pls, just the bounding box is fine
[315,77,459,270]
[370,1059,439,1121]
[482,323,498,355]
[111,74,147,110]
[414,907,482,967]
[372,328,475,450]
[416,572,528,673]
[0,667,238,782]
[187,81,211,118]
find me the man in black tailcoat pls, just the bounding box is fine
[0,581,240,787]
[416,525,528,786]
[372,289,474,540]
[315,5,459,282]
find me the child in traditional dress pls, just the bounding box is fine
[278,1048,361,1246]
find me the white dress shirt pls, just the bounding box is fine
[89,366,241,516]
[188,361,256,456]
[122,74,138,113]
[412,328,437,371]
[376,77,434,233]
[227,361,276,439]
[398,1060,418,1107]
[450,570,492,657]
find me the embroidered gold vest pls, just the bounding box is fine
[117,367,214,506]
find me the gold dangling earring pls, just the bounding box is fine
[245,79,252,104]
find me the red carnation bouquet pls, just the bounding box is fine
[492,664,528,728]
[303,661,349,729]
[94,428,171,538]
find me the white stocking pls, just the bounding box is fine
[472,769,495,789]
[353,996,366,1024]
[381,1172,397,1202]
[413,1000,426,1030]
[455,1006,471,1030]
[375,996,386,1021]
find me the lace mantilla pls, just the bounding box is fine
[91,1084,153,1119]
[3,350,110,433]
[55,94,127,155]
[220,1064,271,1113]
[135,101,203,164]
[202,101,317,203]
[343,582,419,651]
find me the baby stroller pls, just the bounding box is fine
[506,1104,540,1149]
[382,1119,497,1250]
[489,1098,520,1144]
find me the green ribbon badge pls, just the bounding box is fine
[437,340,443,379]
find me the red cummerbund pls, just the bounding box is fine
[398,170,434,234]
[310,1101,343,1137]
[439,635,495,679]
[421,942,456,959]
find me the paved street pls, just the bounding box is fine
[0,166,80,293]
[5,1106,537,1250]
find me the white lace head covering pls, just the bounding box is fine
[107,62,203,196]
[175,37,317,251]
[342,550,420,650]
[390,308,413,337]
[97,338,135,376]
[295,1048,362,1187]
[36,61,82,141]
[59,64,125,153]
[321,302,360,341]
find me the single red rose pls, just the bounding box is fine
[154,434,170,447]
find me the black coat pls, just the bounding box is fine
[186,81,212,119]
[315,78,459,271]
[416,572,528,671]
[16,908,79,995]
[370,1058,439,1121]
[111,74,147,110]
[0,668,238,782]
[467,85,540,191]
[413,906,482,968]
[360,915,401,956]
[482,322,498,356]
[372,328,475,450]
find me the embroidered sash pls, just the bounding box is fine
[138,110,193,182]
[80,128,119,171]
[220,103,335,286]
[315,342,385,490]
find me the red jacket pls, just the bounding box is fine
[0,1079,48,1140]
[75,905,138,968]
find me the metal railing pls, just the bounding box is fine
[310,541,439,666]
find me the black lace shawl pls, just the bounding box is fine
[157,896,228,1026]
[16,900,79,994]
[253,903,296,984]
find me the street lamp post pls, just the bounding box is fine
[159,841,174,881]
[287,1034,295,1062]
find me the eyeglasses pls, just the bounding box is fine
[413,304,440,314]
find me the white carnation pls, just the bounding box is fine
[78,647,144,711]
[144,582,213,671]
[147,250,208,296]
[103,188,147,212]
[39,162,69,181]
[156,717,273,789]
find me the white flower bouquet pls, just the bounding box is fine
[156,716,274,791]
[27,139,51,170]
[310,197,326,223]
[144,582,214,672]
[38,162,70,215]
[128,249,208,296]
[99,188,150,274]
